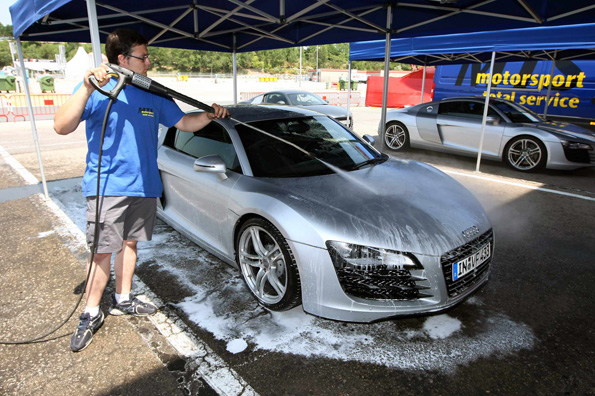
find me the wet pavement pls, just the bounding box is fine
[1,104,594,396]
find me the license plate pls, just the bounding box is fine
[452,243,491,281]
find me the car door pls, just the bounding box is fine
[158,122,242,258]
[435,100,505,156]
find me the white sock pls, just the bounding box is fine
[84,305,100,318]
[115,292,130,304]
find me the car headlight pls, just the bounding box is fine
[560,140,593,150]
[326,241,422,271]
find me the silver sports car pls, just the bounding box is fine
[381,96,595,172]
[157,105,493,322]
[240,89,353,128]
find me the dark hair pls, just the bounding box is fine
[106,29,148,64]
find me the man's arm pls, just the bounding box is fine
[175,103,229,132]
[54,65,111,135]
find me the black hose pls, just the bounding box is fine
[0,97,115,345]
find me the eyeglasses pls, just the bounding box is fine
[127,53,150,62]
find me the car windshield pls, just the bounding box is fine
[491,101,543,123]
[236,116,382,177]
[287,93,327,106]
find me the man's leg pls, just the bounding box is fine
[71,252,110,352]
[110,238,156,316]
[114,240,138,295]
[85,252,112,307]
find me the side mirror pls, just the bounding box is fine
[362,134,375,146]
[485,115,500,125]
[194,155,228,180]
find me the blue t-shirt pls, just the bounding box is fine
[79,79,185,197]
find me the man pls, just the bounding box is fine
[54,29,229,352]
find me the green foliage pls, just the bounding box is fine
[0,23,12,38]
[0,24,412,74]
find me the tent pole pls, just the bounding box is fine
[299,46,302,88]
[379,4,392,153]
[86,0,103,66]
[420,64,427,104]
[15,38,49,200]
[347,60,352,127]
[542,58,556,120]
[233,34,238,105]
[475,51,496,173]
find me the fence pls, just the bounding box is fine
[0,93,70,122]
[239,91,363,106]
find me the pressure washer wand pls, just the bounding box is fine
[105,63,217,113]
[94,63,324,159]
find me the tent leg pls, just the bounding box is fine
[15,38,49,200]
[233,52,238,105]
[379,4,392,153]
[475,51,496,173]
[86,0,103,66]
[347,60,352,127]
[420,64,427,104]
[542,58,556,119]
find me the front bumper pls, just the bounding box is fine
[288,230,493,323]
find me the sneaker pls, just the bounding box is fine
[70,311,104,352]
[109,293,157,316]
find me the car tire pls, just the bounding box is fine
[504,136,547,172]
[236,218,301,311]
[384,121,410,151]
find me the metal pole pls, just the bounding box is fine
[379,4,392,153]
[475,51,496,173]
[86,0,103,66]
[420,64,427,104]
[233,51,238,104]
[15,38,49,199]
[233,34,238,104]
[543,59,556,119]
[346,60,352,127]
[299,46,302,88]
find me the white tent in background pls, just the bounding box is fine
[65,47,91,81]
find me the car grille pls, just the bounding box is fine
[440,230,493,298]
[333,264,432,301]
[562,147,591,164]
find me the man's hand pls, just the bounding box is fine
[206,103,230,120]
[83,64,112,90]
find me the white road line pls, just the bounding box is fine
[1,150,257,396]
[0,144,39,185]
[47,194,258,396]
[445,169,595,202]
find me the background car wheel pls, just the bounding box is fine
[236,218,301,311]
[384,121,410,150]
[504,136,547,172]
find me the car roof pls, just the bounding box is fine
[206,104,326,123]
[440,96,513,105]
[264,89,319,95]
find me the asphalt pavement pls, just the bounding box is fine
[1,87,594,396]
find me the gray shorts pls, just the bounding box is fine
[86,196,158,254]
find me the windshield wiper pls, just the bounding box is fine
[349,155,388,170]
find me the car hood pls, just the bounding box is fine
[247,159,491,256]
[529,122,595,142]
[298,104,352,118]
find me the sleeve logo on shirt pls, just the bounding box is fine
[139,107,155,117]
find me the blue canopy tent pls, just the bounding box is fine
[8,0,595,192]
[349,23,595,170]
[350,23,595,65]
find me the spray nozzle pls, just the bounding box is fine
[88,63,130,99]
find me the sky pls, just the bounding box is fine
[1,0,16,26]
